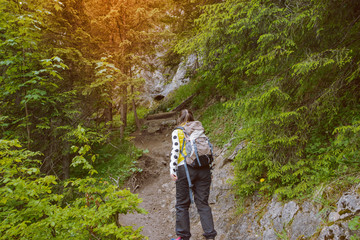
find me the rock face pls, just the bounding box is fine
[202,141,360,240]
[139,53,198,107]
[319,191,360,239]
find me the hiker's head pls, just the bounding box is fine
[177,109,194,125]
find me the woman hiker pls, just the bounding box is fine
[169,109,217,240]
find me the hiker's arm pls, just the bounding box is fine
[170,129,180,180]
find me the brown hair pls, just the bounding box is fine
[177,109,194,125]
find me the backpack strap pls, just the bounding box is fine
[174,126,186,135]
[207,137,214,155]
[192,140,202,167]
[175,127,194,204]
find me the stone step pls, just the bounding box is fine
[144,118,176,134]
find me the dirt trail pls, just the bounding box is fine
[118,114,236,240]
[118,121,178,240]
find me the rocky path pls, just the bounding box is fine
[118,128,175,239]
[118,113,237,240]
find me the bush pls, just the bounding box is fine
[0,139,146,240]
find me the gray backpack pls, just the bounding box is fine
[175,120,214,168]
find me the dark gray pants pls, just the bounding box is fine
[175,165,217,240]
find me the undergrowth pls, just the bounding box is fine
[225,82,360,200]
[112,106,150,133]
[199,101,240,148]
[94,139,144,187]
[69,123,145,187]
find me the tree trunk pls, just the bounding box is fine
[131,85,141,130]
[63,156,70,179]
[120,86,127,140]
[23,46,31,150]
[105,102,113,128]
[24,101,31,149]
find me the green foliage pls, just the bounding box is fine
[0,1,180,238]
[170,80,198,109]
[0,0,70,142]
[174,0,360,199]
[199,102,240,147]
[124,106,151,133]
[83,58,122,101]
[64,124,145,189]
[0,0,155,179]
[0,0,104,178]
[67,125,107,176]
[275,228,289,240]
[228,88,311,198]
[0,139,146,240]
[94,139,144,187]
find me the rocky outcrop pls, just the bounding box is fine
[217,188,360,239]
[139,53,198,107]
[202,140,360,240]
[319,191,360,239]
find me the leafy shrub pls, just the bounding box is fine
[0,139,146,239]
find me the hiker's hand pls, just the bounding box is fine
[171,174,177,181]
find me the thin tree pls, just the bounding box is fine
[84,0,166,138]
